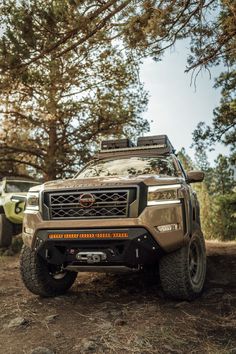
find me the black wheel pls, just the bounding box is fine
[0,213,13,248]
[159,228,206,300]
[20,245,77,297]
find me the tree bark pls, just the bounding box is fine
[45,123,57,181]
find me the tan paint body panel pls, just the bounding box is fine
[42,175,184,191]
[23,203,185,253]
[25,161,193,253]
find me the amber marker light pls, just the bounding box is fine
[48,232,128,239]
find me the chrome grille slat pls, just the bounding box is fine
[46,189,131,219]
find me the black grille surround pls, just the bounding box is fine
[43,188,138,220]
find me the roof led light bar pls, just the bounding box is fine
[101,138,134,150]
[100,135,175,154]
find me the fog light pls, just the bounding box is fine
[156,224,179,232]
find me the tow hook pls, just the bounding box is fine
[76,251,107,264]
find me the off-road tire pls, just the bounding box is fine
[20,245,77,297]
[159,228,206,300]
[0,213,13,248]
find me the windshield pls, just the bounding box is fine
[5,182,38,193]
[77,157,178,178]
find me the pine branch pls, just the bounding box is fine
[16,0,131,68]
[0,158,44,171]
[0,144,45,158]
[57,0,131,58]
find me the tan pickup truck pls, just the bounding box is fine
[20,135,206,300]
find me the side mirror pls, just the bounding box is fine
[186,171,205,183]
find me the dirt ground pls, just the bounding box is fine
[0,241,236,354]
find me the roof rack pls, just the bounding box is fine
[99,135,175,155]
[101,138,134,150]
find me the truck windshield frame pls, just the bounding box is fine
[5,181,38,193]
[76,156,179,179]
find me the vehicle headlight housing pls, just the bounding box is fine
[25,192,40,211]
[147,184,181,206]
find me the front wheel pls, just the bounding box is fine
[0,213,13,248]
[159,228,206,300]
[20,245,77,297]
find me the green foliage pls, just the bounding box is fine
[0,1,149,180]
[0,1,235,72]
[195,183,215,240]
[206,155,236,241]
[194,149,210,172]
[186,0,236,167]
[211,193,236,241]
[211,154,235,195]
[194,149,215,192]
[177,148,195,171]
[192,1,236,160]
[178,148,235,241]
[192,68,236,161]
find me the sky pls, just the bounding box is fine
[140,40,229,166]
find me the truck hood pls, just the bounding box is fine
[42,175,184,191]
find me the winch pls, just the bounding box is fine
[76,251,107,264]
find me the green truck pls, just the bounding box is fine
[0,177,39,247]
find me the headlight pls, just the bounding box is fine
[26,192,40,211]
[147,184,181,206]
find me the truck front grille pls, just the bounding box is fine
[44,189,135,219]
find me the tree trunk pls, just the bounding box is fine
[44,57,59,182]
[44,123,57,181]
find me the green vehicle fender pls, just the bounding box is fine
[1,193,26,224]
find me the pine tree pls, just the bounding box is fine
[177,148,195,171]
[0,1,149,180]
[211,193,236,241]
[193,69,236,160]
[211,154,235,195]
[1,1,235,73]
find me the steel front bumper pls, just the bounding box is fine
[28,227,165,270]
[23,203,187,255]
